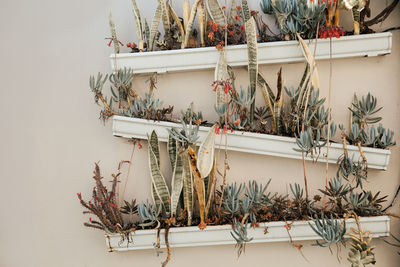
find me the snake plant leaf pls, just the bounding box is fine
[245,17,258,126]
[187,146,206,228]
[205,155,216,218]
[197,124,217,178]
[170,152,184,216]
[297,33,319,91]
[273,68,284,133]
[149,131,160,165]
[241,0,251,21]
[206,0,226,25]
[157,0,170,32]
[168,3,185,48]
[182,150,193,225]
[149,4,162,51]
[108,13,120,54]
[228,0,238,25]
[215,50,227,108]
[131,0,144,45]
[183,1,191,28]
[151,183,162,211]
[198,0,207,47]
[144,19,150,44]
[148,145,171,213]
[184,0,202,48]
[167,134,177,169]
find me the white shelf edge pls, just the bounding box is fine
[110,32,392,74]
[112,116,391,170]
[105,215,390,251]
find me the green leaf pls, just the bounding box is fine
[170,153,184,216]
[131,0,144,42]
[149,4,162,51]
[215,50,227,108]
[182,151,193,225]
[167,134,177,169]
[245,17,258,126]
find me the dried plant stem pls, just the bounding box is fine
[120,141,136,205]
[162,227,171,267]
[357,141,367,164]
[323,37,333,211]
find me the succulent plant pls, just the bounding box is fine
[223,182,244,217]
[231,219,253,257]
[181,103,204,125]
[167,120,200,147]
[309,213,346,247]
[348,220,376,266]
[138,200,161,228]
[344,192,370,215]
[349,93,382,127]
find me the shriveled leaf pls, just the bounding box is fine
[297,33,319,91]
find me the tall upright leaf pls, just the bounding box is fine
[241,0,251,21]
[167,134,177,170]
[108,13,120,54]
[197,0,207,47]
[149,4,162,51]
[297,33,319,91]
[228,0,238,25]
[187,146,206,229]
[245,17,258,126]
[182,150,193,225]
[148,145,171,213]
[131,0,144,50]
[215,50,228,108]
[170,153,184,216]
[197,125,217,178]
[206,0,226,25]
[184,0,202,48]
[158,0,170,32]
[168,4,185,48]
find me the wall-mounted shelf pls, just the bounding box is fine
[112,116,392,170]
[106,215,390,251]
[110,32,392,74]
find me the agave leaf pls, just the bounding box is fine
[184,0,202,48]
[215,50,228,107]
[148,143,170,213]
[198,0,206,47]
[131,0,144,43]
[168,4,185,48]
[187,146,206,227]
[170,152,184,216]
[182,150,193,225]
[167,134,177,169]
[206,0,226,25]
[149,4,162,51]
[297,33,319,91]
[228,0,238,25]
[245,17,258,126]
[241,0,251,21]
[108,13,120,54]
[197,125,217,178]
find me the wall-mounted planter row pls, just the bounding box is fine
[110,32,392,74]
[112,116,391,170]
[105,215,389,251]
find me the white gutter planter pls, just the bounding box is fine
[112,116,392,170]
[105,216,390,251]
[110,32,392,74]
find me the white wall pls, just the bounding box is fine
[0,0,399,266]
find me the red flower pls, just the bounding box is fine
[236,6,242,11]
[208,31,214,41]
[234,119,240,126]
[215,126,220,134]
[222,125,228,134]
[240,25,245,30]
[89,217,92,223]
[127,42,132,48]
[131,42,137,48]
[137,142,143,150]
[212,22,218,32]
[216,44,223,51]
[207,20,214,26]
[250,10,258,16]
[229,31,235,36]
[195,119,202,125]
[77,193,82,200]
[235,15,240,21]
[224,82,232,94]
[89,201,93,207]
[221,6,226,11]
